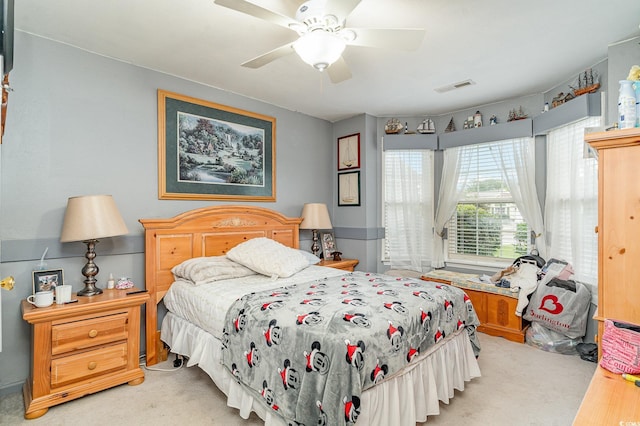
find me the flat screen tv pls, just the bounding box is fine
[0,0,14,76]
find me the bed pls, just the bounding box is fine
[140,205,481,425]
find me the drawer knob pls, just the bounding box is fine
[87,361,97,370]
[88,329,98,338]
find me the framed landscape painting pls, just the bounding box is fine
[158,90,276,201]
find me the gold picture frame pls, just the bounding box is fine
[157,90,276,201]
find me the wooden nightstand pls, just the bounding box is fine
[318,258,359,272]
[21,288,149,419]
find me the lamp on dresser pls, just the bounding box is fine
[60,194,128,296]
[300,203,332,258]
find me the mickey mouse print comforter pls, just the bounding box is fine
[221,271,481,426]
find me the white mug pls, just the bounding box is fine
[55,285,73,304]
[27,291,54,308]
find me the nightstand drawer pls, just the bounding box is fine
[51,342,128,388]
[52,312,129,356]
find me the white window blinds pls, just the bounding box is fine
[447,140,531,263]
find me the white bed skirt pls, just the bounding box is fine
[161,313,481,426]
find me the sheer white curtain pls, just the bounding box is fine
[433,147,465,268]
[490,137,547,259]
[544,117,600,285]
[384,150,434,272]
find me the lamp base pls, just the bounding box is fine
[77,239,103,297]
[310,229,321,257]
[77,283,103,297]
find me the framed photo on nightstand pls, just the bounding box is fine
[320,231,337,260]
[32,269,64,294]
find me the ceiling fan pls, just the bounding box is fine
[213,0,426,83]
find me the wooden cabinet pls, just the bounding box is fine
[586,128,640,356]
[421,270,529,343]
[22,288,149,419]
[573,128,640,424]
[318,258,359,271]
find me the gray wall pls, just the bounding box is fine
[0,31,335,394]
[607,35,640,125]
[3,29,639,396]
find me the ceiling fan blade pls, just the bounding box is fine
[327,56,352,84]
[280,0,306,17]
[347,28,426,50]
[241,42,296,68]
[214,0,296,29]
[326,0,362,20]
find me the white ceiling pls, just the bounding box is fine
[15,0,640,122]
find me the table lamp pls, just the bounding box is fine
[300,203,332,257]
[60,195,128,296]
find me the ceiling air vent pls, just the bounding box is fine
[434,79,476,93]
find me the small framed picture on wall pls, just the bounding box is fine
[337,133,360,170]
[338,171,360,206]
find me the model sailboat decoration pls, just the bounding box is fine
[341,141,357,168]
[417,118,435,134]
[342,174,356,203]
[571,69,600,97]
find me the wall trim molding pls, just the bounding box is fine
[1,229,385,263]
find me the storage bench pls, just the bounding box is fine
[421,270,529,343]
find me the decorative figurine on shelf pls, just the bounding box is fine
[332,251,342,261]
[384,118,404,134]
[445,117,456,133]
[507,106,528,122]
[570,68,600,97]
[489,115,498,126]
[416,118,435,134]
[473,111,483,127]
[403,121,416,134]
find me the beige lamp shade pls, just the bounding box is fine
[60,195,129,242]
[300,203,332,230]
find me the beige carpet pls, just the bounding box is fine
[0,333,596,426]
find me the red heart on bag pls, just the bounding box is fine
[539,294,564,315]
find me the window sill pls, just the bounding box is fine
[441,259,509,275]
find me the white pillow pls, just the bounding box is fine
[299,250,321,266]
[226,237,309,278]
[171,256,256,285]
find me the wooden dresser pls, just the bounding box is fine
[22,288,149,419]
[573,128,640,424]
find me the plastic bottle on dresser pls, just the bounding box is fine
[618,80,637,129]
[635,81,640,127]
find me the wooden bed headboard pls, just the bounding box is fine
[139,205,302,365]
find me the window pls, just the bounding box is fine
[544,116,600,285]
[447,140,530,264]
[383,149,434,271]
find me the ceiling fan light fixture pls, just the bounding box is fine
[293,30,346,71]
